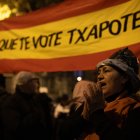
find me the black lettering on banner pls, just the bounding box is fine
[132,10,140,29]
[109,20,121,35]
[121,13,132,32]
[0,39,17,51]
[86,25,98,40]
[99,21,109,37]
[20,36,30,50]
[24,36,30,50]
[75,27,88,44]
[32,36,41,48]
[0,10,140,51]
[48,33,55,47]
[20,37,25,50]
[54,31,62,46]
[67,28,77,44]
[39,35,48,48]
[33,31,63,48]
[9,38,17,50]
[0,39,7,51]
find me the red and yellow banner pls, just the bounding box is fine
[0,0,140,73]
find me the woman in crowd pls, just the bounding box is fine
[56,47,140,140]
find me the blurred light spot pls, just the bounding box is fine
[77,76,82,81]
[0,4,11,20]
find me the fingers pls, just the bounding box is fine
[72,80,105,120]
[83,91,91,103]
[96,82,102,94]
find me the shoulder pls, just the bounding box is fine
[2,93,27,110]
[118,96,140,116]
[105,96,140,116]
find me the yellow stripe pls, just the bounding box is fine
[0,0,140,59]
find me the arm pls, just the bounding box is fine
[89,107,140,140]
[56,104,88,140]
[90,109,124,140]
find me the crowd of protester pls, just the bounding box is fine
[0,47,139,140]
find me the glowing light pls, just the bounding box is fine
[77,76,82,81]
[0,5,11,20]
[39,86,48,94]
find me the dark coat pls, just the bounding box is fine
[55,96,140,140]
[84,96,140,140]
[0,91,53,140]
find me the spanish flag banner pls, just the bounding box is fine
[0,0,140,73]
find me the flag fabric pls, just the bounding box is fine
[0,0,139,73]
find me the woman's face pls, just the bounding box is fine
[97,65,127,98]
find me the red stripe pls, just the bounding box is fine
[0,43,139,73]
[0,0,129,31]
